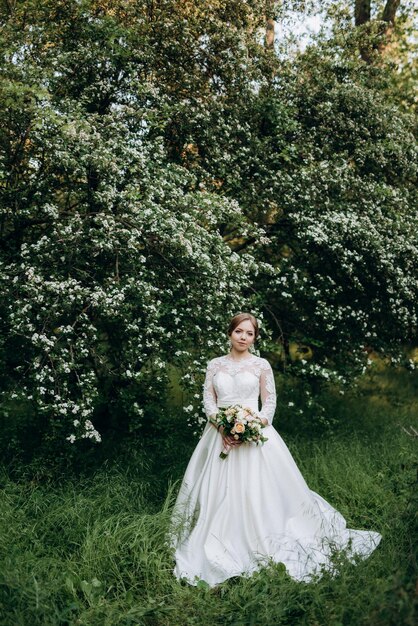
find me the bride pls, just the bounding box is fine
[170,312,382,586]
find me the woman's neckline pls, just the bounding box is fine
[224,352,256,363]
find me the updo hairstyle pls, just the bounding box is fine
[227,313,260,341]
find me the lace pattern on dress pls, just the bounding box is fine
[203,360,219,418]
[202,354,277,424]
[258,360,277,424]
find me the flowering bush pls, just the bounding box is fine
[0,98,267,445]
[182,20,417,414]
[254,41,418,391]
[0,1,272,450]
[0,1,416,453]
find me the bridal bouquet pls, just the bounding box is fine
[213,404,268,460]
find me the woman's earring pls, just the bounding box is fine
[228,339,232,348]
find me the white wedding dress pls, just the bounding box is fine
[170,354,382,586]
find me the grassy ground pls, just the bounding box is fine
[0,382,417,626]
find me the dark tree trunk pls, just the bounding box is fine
[355,0,371,26]
[382,0,401,24]
[355,0,402,63]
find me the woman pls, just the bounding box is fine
[171,313,382,586]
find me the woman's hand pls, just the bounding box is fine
[209,417,240,445]
[219,426,242,448]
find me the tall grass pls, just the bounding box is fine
[0,389,416,626]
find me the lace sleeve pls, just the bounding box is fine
[203,359,218,419]
[259,359,276,425]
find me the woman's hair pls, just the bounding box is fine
[228,313,260,340]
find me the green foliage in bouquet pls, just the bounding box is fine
[213,404,268,459]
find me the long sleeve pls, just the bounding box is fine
[259,359,276,425]
[203,359,218,419]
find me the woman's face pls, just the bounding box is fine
[229,319,256,353]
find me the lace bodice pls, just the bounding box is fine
[203,354,277,425]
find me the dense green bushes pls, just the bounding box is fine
[0,1,416,452]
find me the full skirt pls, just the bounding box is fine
[170,422,382,586]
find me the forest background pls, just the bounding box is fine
[0,1,417,625]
